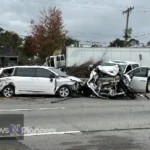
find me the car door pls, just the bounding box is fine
[127,67,149,92]
[36,68,56,94]
[12,67,37,93]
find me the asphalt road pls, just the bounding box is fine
[0,96,150,150]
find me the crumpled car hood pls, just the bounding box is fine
[0,77,12,82]
[66,76,82,83]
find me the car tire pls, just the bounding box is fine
[2,85,15,98]
[147,79,150,92]
[119,79,136,99]
[57,86,71,98]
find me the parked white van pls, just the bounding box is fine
[0,66,82,98]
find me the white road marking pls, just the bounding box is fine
[0,107,65,112]
[0,131,81,138]
[24,131,81,136]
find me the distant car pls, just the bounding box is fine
[103,60,140,74]
[126,66,150,93]
[0,66,82,98]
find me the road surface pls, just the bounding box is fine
[0,96,150,149]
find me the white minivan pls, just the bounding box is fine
[0,66,82,98]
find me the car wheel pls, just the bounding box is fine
[2,85,15,98]
[147,79,150,92]
[57,86,70,98]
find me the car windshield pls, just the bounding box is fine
[119,64,126,72]
[49,68,68,77]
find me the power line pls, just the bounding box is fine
[134,32,150,37]
[19,0,150,13]
[66,0,150,10]
[69,31,103,36]
[0,22,121,38]
[20,0,123,11]
[20,0,150,11]
[133,10,150,13]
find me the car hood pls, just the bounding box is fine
[66,76,82,82]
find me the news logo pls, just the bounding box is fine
[0,114,24,140]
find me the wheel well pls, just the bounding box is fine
[3,83,15,90]
[8,83,15,89]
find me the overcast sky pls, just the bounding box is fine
[0,0,150,45]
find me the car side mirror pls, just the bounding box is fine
[50,78,53,82]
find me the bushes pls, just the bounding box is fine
[65,58,105,78]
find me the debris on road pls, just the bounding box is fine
[51,97,73,103]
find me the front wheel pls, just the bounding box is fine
[2,85,15,98]
[57,86,71,98]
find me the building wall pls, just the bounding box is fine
[66,47,150,66]
[0,57,18,67]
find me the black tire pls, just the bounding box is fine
[2,85,15,98]
[57,85,71,98]
[125,87,136,99]
[119,80,136,99]
[79,82,92,97]
[147,79,150,92]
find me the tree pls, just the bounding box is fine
[65,36,79,47]
[127,38,139,47]
[0,29,22,53]
[123,28,132,43]
[61,36,79,54]
[109,37,139,47]
[30,7,67,61]
[22,36,35,57]
[123,27,140,47]
[109,38,125,47]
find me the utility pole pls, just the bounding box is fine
[123,6,134,47]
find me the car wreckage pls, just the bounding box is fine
[78,64,149,99]
[0,65,149,99]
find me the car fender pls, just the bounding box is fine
[0,78,16,92]
[2,82,15,90]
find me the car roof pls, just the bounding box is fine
[0,66,59,76]
[126,66,150,74]
[133,66,150,69]
[107,60,140,65]
[0,65,54,70]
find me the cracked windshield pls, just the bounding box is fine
[0,0,150,150]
